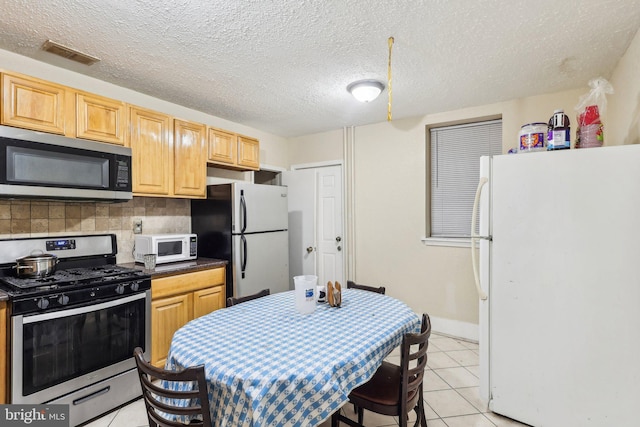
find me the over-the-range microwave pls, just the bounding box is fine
[0,125,132,202]
[134,234,197,264]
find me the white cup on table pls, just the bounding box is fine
[293,275,318,314]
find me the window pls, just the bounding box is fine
[429,119,502,239]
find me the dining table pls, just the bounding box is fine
[164,288,421,426]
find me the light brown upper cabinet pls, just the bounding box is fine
[174,119,206,198]
[1,71,128,145]
[129,106,173,196]
[1,72,66,134]
[129,111,207,198]
[207,128,260,171]
[75,92,127,145]
[207,128,236,166]
[237,135,260,170]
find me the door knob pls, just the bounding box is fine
[306,246,314,253]
[335,236,342,242]
[337,246,342,251]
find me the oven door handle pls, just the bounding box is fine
[20,292,147,324]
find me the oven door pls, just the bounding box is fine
[11,291,151,404]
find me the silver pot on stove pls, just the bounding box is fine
[14,250,59,278]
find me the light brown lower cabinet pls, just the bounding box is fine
[193,285,225,318]
[150,267,225,367]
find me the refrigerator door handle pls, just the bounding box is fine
[241,234,248,278]
[240,192,247,233]
[471,177,489,301]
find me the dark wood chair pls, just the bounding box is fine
[133,347,212,427]
[331,313,431,427]
[347,280,386,295]
[346,280,386,413]
[226,288,270,307]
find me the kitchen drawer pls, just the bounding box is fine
[151,267,225,300]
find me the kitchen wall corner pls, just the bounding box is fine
[0,197,191,264]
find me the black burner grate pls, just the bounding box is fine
[0,265,145,290]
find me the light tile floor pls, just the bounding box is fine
[84,333,530,427]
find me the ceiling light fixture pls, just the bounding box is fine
[347,80,385,103]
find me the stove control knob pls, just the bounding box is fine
[36,298,50,310]
[130,281,139,292]
[115,284,125,295]
[58,294,70,305]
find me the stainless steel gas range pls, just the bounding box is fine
[0,234,151,427]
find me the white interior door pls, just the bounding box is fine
[282,165,344,288]
[281,169,317,281]
[316,166,344,287]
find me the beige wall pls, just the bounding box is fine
[609,28,640,145]
[288,129,344,166]
[0,48,290,169]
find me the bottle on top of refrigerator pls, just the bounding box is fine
[518,123,547,153]
[547,109,571,150]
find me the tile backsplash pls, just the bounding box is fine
[0,197,191,263]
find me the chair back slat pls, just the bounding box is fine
[346,281,386,294]
[226,288,270,307]
[140,388,206,417]
[148,410,204,427]
[140,375,202,400]
[133,347,213,427]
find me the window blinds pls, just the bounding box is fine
[430,120,502,238]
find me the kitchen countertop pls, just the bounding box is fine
[0,290,8,302]
[119,257,227,279]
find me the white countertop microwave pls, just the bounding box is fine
[134,234,197,264]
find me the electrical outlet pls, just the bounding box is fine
[133,219,143,234]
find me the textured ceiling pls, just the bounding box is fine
[0,0,639,137]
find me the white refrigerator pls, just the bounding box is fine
[474,145,640,427]
[192,183,290,298]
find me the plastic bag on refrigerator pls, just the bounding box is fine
[574,77,614,148]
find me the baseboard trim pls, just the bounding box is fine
[430,316,479,342]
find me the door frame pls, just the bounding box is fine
[289,160,347,283]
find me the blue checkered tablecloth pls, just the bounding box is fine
[164,289,420,426]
